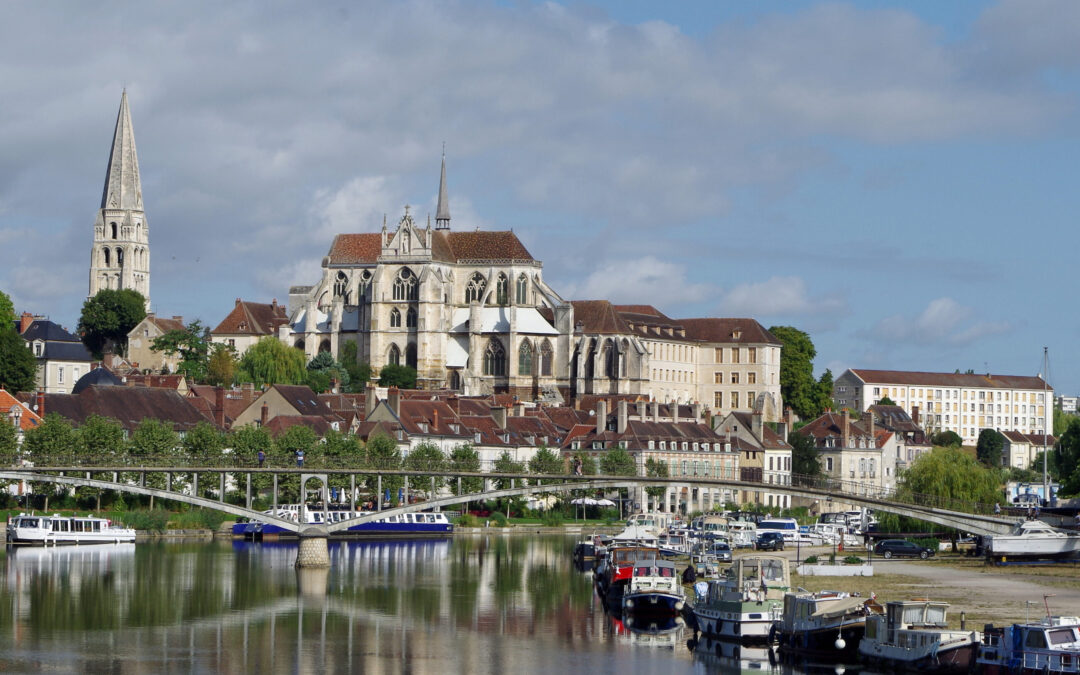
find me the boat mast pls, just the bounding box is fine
[1043,347,1049,506]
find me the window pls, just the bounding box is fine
[731,348,740,364]
[483,338,507,376]
[357,271,372,302]
[714,347,723,363]
[333,271,348,297]
[465,272,486,303]
[388,344,401,366]
[539,340,553,376]
[406,308,417,328]
[393,268,418,301]
[714,392,723,409]
[58,367,64,384]
[103,248,111,267]
[518,340,533,376]
[390,308,401,327]
[731,372,740,384]
[826,457,833,472]
[748,372,756,384]
[714,372,723,384]
[495,273,509,305]
[748,347,756,363]
[515,274,528,304]
[34,343,42,357]
[732,392,740,408]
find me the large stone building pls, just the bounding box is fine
[832,369,1051,445]
[89,91,150,307]
[14,313,92,394]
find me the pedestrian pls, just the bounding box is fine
[257,450,266,468]
[296,449,305,468]
[993,502,1000,515]
[682,563,697,584]
[1034,503,1040,519]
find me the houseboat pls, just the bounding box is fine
[859,600,979,673]
[241,505,452,539]
[595,543,659,609]
[978,613,1080,674]
[621,558,685,619]
[6,513,136,545]
[773,590,882,657]
[690,555,790,642]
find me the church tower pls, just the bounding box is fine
[89,90,150,308]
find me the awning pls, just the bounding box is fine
[812,596,867,619]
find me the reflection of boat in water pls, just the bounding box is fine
[233,505,453,539]
[610,615,685,648]
[859,600,978,673]
[773,590,882,657]
[6,513,136,545]
[690,634,780,674]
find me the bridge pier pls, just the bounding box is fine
[296,531,330,568]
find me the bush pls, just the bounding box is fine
[912,537,940,551]
[167,509,228,530]
[455,514,481,528]
[541,510,563,527]
[803,555,819,564]
[490,512,508,527]
[843,555,864,565]
[828,552,836,564]
[115,509,169,533]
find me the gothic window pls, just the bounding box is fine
[449,370,462,391]
[603,339,617,379]
[390,308,401,328]
[515,274,528,304]
[406,307,417,328]
[393,268,418,301]
[519,340,533,376]
[116,247,124,266]
[319,339,331,353]
[388,344,401,366]
[357,271,372,302]
[540,340,553,377]
[103,248,111,267]
[406,343,417,369]
[110,222,117,239]
[483,338,507,376]
[334,272,348,297]
[495,273,509,305]
[466,273,486,304]
[620,339,629,377]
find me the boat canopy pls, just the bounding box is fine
[812,596,867,619]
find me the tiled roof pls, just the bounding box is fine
[147,316,186,333]
[570,300,631,334]
[42,342,93,362]
[1002,431,1057,446]
[265,415,332,438]
[271,385,339,419]
[848,369,1051,391]
[541,406,591,433]
[867,405,923,434]
[440,231,534,262]
[677,318,780,345]
[728,411,792,449]
[327,233,382,265]
[125,374,186,390]
[0,389,42,431]
[44,385,213,432]
[19,319,80,343]
[613,305,669,318]
[212,299,288,336]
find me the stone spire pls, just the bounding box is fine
[89,91,150,308]
[435,149,450,230]
[100,89,143,211]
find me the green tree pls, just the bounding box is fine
[182,421,225,465]
[238,337,307,386]
[321,429,363,498]
[230,425,274,466]
[0,289,14,328]
[788,431,820,483]
[377,363,417,388]
[528,446,563,476]
[814,368,835,415]
[1054,407,1077,436]
[206,343,238,386]
[365,434,403,503]
[492,450,525,489]
[0,328,37,392]
[0,420,19,465]
[1055,418,1080,495]
[404,442,448,493]
[21,414,80,509]
[896,446,1003,509]
[644,457,669,501]
[151,320,212,379]
[877,395,896,406]
[931,430,963,448]
[128,419,180,463]
[78,288,146,357]
[449,444,483,495]
[275,425,318,461]
[769,326,828,420]
[307,352,350,393]
[340,340,372,392]
[976,428,1005,467]
[76,414,126,509]
[599,447,637,476]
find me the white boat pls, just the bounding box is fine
[6,513,136,545]
[690,554,790,642]
[807,522,861,547]
[986,520,1080,561]
[728,520,758,548]
[773,590,882,657]
[657,531,694,556]
[611,512,670,546]
[978,614,1080,674]
[622,558,686,618]
[756,518,800,542]
[859,600,979,673]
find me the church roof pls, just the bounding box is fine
[326,230,535,265]
[328,233,382,264]
[100,90,143,212]
[569,300,630,334]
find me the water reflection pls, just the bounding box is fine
[0,537,870,673]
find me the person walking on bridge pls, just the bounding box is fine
[296,449,305,469]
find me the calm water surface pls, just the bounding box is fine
[0,536,850,674]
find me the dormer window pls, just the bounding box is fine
[450,424,460,434]
[648,440,655,449]
[238,322,248,331]
[659,441,666,450]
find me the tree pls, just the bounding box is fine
[78,288,146,357]
[76,415,126,509]
[0,328,37,393]
[0,420,19,465]
[151,320,211,379]
[340,340,372,392]
[377,363,417,389]
[230,425,274,466]
[365,434,403,503]
[877,396,896,406]
[307,352,350,393]
[599,447,637,476]
[206,343,238,386]
[1055,418,1080,495]
[275,425,318,461]
[1054,407,1078,436]
[404,442,448,493]
[896,446,1002,508]
[182,421,225,465]
[769,326,829,420]
[976,428,1005,467]
[238,337,307,386]
[570,452,598,475]
[492,450,525,490]
[644,457,669,501]
[449,444,483,495]
[788,431,820,483]
[930,430,963,448]
[21,414,79,509]
[0,289,14,328]
[128,419,180,463]
[528,446,563,475]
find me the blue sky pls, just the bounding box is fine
[1,0,1078,393]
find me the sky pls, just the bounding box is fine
[1,0,1078,393]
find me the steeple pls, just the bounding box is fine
[435,148,450,230]
[100,89,143,211]
[89,91,150,309]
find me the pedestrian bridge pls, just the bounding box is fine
[0,466,1018,537]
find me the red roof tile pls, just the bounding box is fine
[677,318,780,345]
[212,299,288,336]
[327,233,383,265]
[848,369,1050,391]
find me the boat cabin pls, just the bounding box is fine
[714,555,789,603]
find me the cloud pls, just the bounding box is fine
[861,297,1012,347]
[561,256,717,308]
[717,276,846,317]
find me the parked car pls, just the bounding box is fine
[755,532,785,551]
[873,539,934,559]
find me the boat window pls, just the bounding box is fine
[1048,629,1074,646]
[1026,629,1049,649]
[94,521,101,531]
[20,518,38,528]
[761,558,786,582]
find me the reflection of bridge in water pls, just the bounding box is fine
[0,466,1020,565]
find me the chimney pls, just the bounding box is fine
[911,405,920,425]
[260,402,269,427]
[515,401,526,417]
[617,400,628,434]
[242,382,255,401]
[597,399,608,435]
[491,406,508,430]
[751,411,764,441]
[777,421,789,441]
[785,406,794,426]
[214,387,225,429]
[36,391,44,417]
[20,312,34,334]
[330,378,339,394]
[637,400,646,420]
[651,401,659,423]
[365,382,377,418]
[673,403,680,424]
[867,409,875,440]
[271,298,278,312]
[388,386,400,417]
[842,410,851,448]
[692,402,702,421]
[433,408,439,431]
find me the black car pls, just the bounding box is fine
[873,539,934,559]
[755,532,785,551]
